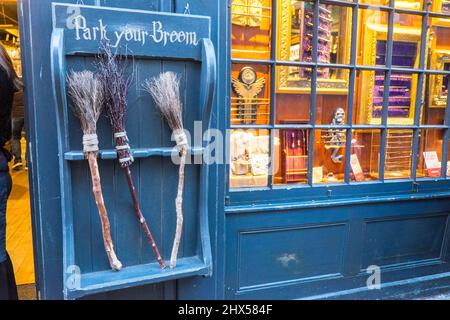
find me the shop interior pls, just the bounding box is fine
[1,0,35,299]
[230,0,450,188]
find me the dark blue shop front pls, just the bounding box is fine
[20,0,450,300]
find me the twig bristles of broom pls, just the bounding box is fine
[144,72,187,269]
[97,44,166,269]
[67,70,123,272]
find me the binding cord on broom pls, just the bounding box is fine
[83,134,99,154]
[173,129,188,154]
[114,131,134,166]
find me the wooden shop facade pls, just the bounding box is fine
[19,0,450,299]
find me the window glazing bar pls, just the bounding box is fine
[268,0,278,189]
[441,77,450,178]
[379,0,396,182]
[344,2,359,183]
[411,3,430,181]
[307,0,321,186]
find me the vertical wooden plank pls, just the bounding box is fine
[114,62,142,267]
[66,56,94,274]
[136,59,165,264]
[70,162,93,274]
[183,61,201,257]
[95,56,119,270]
[161,61,186,259]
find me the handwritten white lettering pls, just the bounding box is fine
[71,14,199,48]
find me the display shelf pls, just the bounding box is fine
[67,256,209,300]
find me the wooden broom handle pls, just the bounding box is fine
[123,167,166,269]
[87,153,122,271]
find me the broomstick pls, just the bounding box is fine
[144,72,187,269]
[97,45,166,269]
[67,70,123,272]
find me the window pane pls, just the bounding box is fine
[231,0,273,60]
[356,70,419,125]
[432,0,450,13]
[276,66,311,123]
[277,1,352,90]
[230,129,270,189]
[385,72,418,124]
[314,129,347,184]
[351,130,381,182]
[316,68,349,125]
[426,17,450,117]
[273,129,309,185]
[393,14,423,67]
[355,69,376,125]
[394,0,423,10]
[417,129,444,178]
[357,9,389,66]
[423,72,446,125]
[359,0,423,8]
[385,129,413,179]
[231,63,271,126]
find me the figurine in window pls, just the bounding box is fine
[328,108,346,164]
[232,67,266,125]
[231,0,263,27]
[230,130,253,175]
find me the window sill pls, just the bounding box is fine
[226,179,450,214]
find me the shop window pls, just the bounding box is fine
[351,130,381,182]
[277,1,352,92]
[231,63,271,126]
[274,129,309,185]
[417,129,445,178]
[433,0,450,13]
[313,128,347,184]
[356,8,389,67]
[228,0,450,191]
[275,66,312,123]
[230,129,270,188]
[232,0,273,60]
[384,129,413,179]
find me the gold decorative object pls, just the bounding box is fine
[276,0,351,94]
[232,67,266,125]
[429,49,450,108]
[358,23,422,125]
[232,0,264,27]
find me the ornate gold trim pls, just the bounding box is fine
[429,49,450,108]
[276,0,351,94]
[277,0,291,89]
[358,23,422,125]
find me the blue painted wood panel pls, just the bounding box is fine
[225,199,450,299]
[362,215,447,269]
[237,223,347,289]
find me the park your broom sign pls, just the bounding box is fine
[52,3,211,60]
